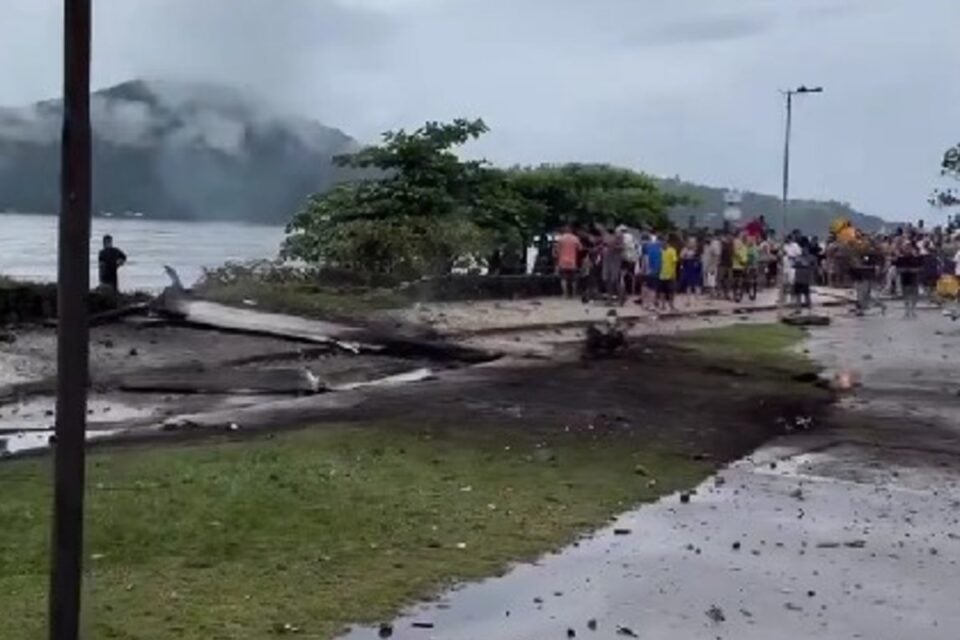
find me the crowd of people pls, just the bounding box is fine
[552,216,960,318]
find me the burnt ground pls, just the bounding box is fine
[233,338,832,467]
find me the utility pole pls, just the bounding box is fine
[780,85,822,235]
[781,91,793,235]
[49,1,92,639]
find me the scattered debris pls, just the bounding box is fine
[706,605,726,623]
[411,622,435,629]
[378,623,394,638]
[587,619,598,631]
[616,626,639,637]
[613,528,632,536]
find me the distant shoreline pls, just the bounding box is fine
[1,211,286,227]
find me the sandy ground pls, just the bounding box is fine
[393,287,851,335]
[340,307,960,640]
[1,288,852,456]
[0,323,305,388]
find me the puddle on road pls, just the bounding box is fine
[805,312,960,428]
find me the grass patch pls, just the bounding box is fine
[0,424,707,639]
[197,279,410,320]
[677,323,809,372]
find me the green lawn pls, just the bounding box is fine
[679,323,809,372]
[195,280,409,321]
[0,425,707,639]
[0,323,812,638]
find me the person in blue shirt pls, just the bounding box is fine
[641,235,662,308]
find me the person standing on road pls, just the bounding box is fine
[601,225,624,304]
[679,236,702,306]
[619,225,639,303]
[642,233,663,308]
[658,235,679,311]
[782,233,802,305]
[98,234,127,292]
[718,233,734,299]
[894,241,922,319]
[792,239,816,311]
[701,232,720,296]
[850,237,886,316]
[554,225,582,299]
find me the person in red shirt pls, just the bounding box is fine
[744,216,766,240]
[554,225,583,298]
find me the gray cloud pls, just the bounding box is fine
[1,0,958,220]
[626,12,776,48]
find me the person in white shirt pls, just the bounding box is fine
[782,235,802,303]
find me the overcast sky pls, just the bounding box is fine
[2,0,957,220]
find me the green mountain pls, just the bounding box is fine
[659,178,893,236]
[0,80,359,223]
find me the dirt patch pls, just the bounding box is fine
[270,338,832,465]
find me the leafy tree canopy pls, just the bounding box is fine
[284,119,681,277]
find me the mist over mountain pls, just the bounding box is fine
[0,79,359,223]
[659,178,897,236]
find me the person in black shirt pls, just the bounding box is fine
[894,242,922,319]
[849,240,887,316]
[98,234,127,291]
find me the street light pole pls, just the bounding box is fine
[49,1,92,639]
[780,85,822,234]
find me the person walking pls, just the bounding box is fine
[895,242,922,318]
[850,238,886,316]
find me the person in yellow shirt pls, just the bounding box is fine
[658,235,679,310]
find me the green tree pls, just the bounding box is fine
[283,119,494,278]
[284,119,685,278]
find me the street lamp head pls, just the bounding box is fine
[796,85,824,94]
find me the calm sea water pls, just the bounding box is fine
[0,213,285,291]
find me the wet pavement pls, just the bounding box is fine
[342,306,960,640]
[805,310,960,429]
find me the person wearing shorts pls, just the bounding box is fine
[658,236,679,311]
[554,225,582,299]
[642,235,662,307]
[792,242,816,310]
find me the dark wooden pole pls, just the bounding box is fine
[49,1,92,638]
